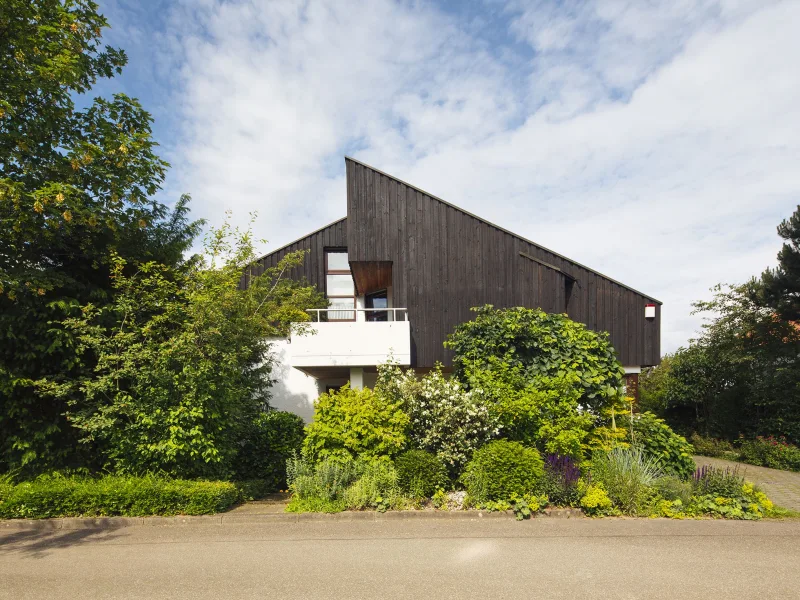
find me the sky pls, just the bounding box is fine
[93,0,800,354]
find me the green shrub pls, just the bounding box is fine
[0,474,239,519]
[623,412,695,480]
[343,460,401,511]
[653,475,693,505]
[286,454,361,502]
[285,454,406,512]
[580,483,614,516]
[445,305,624,412]
[302,384,409,461]
[686,482,774,520]
[689,434,737,460]
[394,450,449,499]
[461,440,543,503]
[738,436,800,472]
[468,367,593,461]
[235,411,306,489]
[590,447,662,515]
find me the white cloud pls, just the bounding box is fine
[152,0,800,355]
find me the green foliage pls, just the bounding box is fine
[469,366,593,460]
[35,222,323,479]
[0,473,239,519]
[394,450,449,499]
[692,464,745,497]
[638,355,674,415]
[653,476,693,505]
[688,434,738,460]
[686,482,774,520]
[461,440,544,503]
[579,483,614,516]
[754,205,800,322]
[376,362,497,472]
[537,454,581,506]
[286,454,361,503]
[652,284,800,444]
[589,447,662,515]
[342,460,402,511]
[445,305,625,411]
[738,436,800,472]
[623,412,696,480]
[302,384,409,462]
[0,0,201,474]
[285,454,405,512]
[235,411,306,489]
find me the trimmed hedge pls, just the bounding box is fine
[0,474,240,519]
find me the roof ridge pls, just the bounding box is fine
[344,156,661,304]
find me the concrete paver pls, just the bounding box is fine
[1,518,799,599]
[694,455,800,512]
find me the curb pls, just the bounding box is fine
[0,507,583,531]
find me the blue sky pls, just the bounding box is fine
[93,0,799,353]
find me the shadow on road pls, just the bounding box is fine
[0,527,125,559]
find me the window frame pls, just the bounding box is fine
[325,249,356,322]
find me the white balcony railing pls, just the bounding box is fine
[305,308,408,322]
[290,308,411,368]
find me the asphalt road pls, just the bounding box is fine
[2,518,799,599]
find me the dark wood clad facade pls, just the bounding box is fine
[345,158,661,367]
[245,158,661,368]
[240,217,347,291]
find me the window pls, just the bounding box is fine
[325,250,355,321]
[366,289,388,322]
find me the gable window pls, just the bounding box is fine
[325,250,355,321]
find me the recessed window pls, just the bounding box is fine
[325,250,355,321]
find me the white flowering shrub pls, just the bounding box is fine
[376,361,500,473]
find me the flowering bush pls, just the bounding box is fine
[579,483,614,516]
[738,436,800,472]
[537,454,581,506]
[377,362,499,473]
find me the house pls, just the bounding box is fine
[242,157,661,420]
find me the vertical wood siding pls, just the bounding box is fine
[240,218,348,292]
[345,159,661,367]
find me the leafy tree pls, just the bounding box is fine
[445,305,625,411]
[1,1,200,473]
[755,205,800,320]
[37,221,325,478]
[651,284,800,443]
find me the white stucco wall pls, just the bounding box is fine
[266,338,320,422]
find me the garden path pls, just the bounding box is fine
[694,455,800,512]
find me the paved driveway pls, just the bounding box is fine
[694,455,800,511]
[2,519,799,599]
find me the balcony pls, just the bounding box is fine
[290,308,411,370]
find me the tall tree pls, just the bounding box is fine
[0,1,199,473]
[755,205,800,320]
